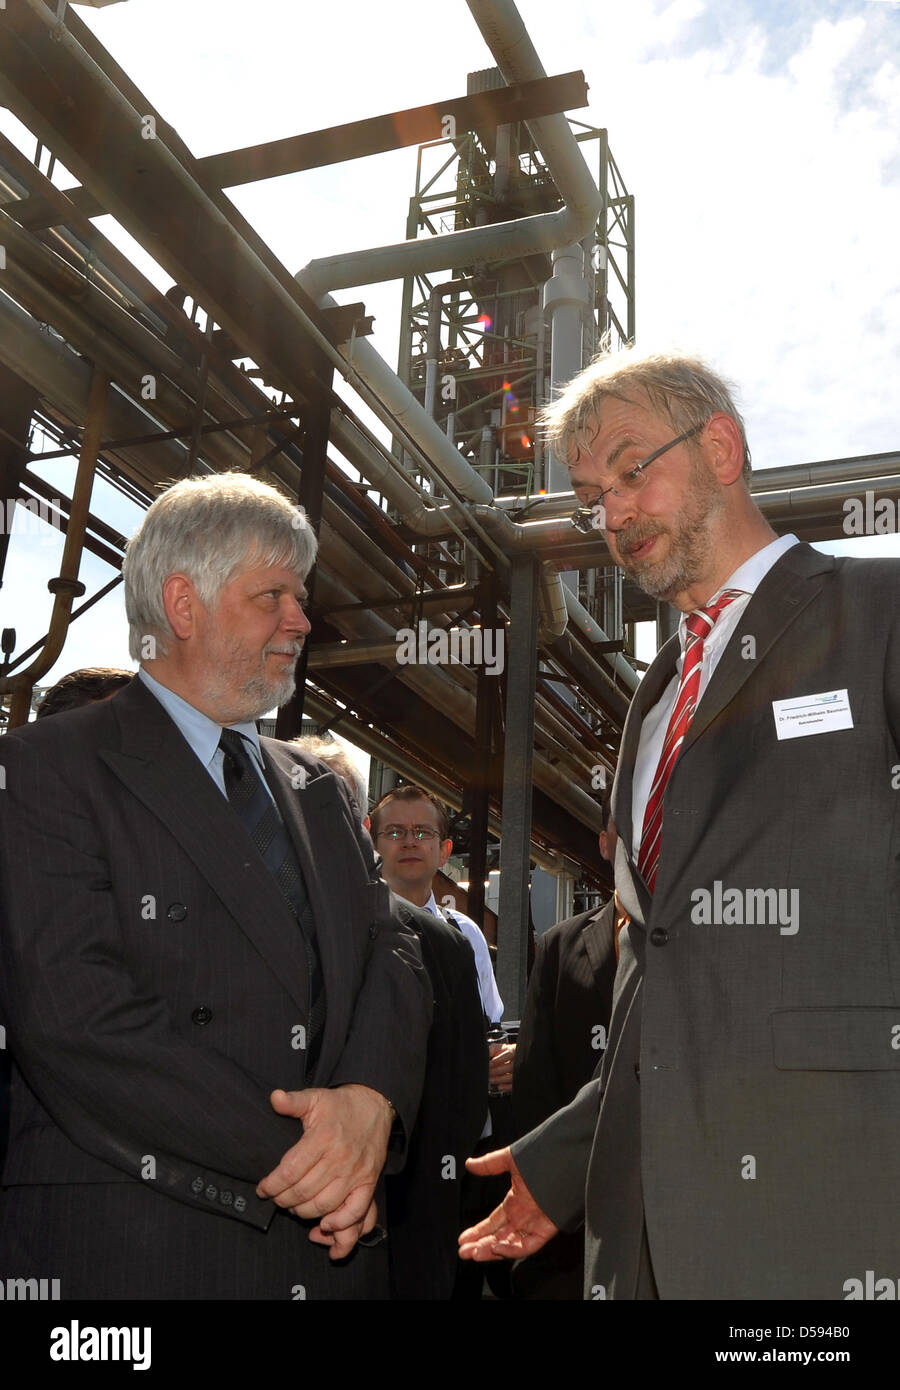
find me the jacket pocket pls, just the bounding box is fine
[772,1007,900,1070]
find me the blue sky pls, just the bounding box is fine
[1,0,898,687]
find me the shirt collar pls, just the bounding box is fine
[677,533,800,648]
[137,667,266,776]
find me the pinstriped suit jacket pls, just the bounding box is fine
[513,544,900,1299]
[0,675,430,1297]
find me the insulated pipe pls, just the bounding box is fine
[539,569,569,639]
[0,288,190,481]
[320,295,493,505]
[543,243,590,494]
[313,566,609,833]
[0,255,252,477]
[563,584,640,692]
[298,0,601,295]
[300,687,568,876]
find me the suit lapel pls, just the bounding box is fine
[262,743,370,1080]
[678,543,834,759]
[100,678,310,1016]
[611,544,834,930]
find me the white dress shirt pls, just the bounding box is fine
[631,534,800,859]
[423,892,503,1023]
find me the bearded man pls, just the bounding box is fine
[0,472,430,1300]
[460,349,900,1300]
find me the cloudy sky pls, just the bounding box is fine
[1,0,898,687]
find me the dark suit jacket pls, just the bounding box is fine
[513,544,900,1299]
[511,900,616,1298]
[514,901,617,1136]
[0,675,431,1300]
[385,899,488,1300]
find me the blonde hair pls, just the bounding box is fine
[540,344,752,479]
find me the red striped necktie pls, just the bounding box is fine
[637,588,744,892]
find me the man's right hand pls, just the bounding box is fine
[458,1147,559,1261]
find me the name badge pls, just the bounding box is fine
[772,689,853,740]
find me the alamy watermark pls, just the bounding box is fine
[395,620,505,676]
[1,497,63,544]
[690,881,799,935]
[842,492,899,536]
[0,1276,60,1300]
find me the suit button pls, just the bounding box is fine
[205,1184,218,1202]
[191,1176,204,1194]
[650,927,668,946]
[368,924,378,940]
[220,1189,233,1206]
[191,1006,213,1025]
[234,1196,247,1214]
[166,903,187,922]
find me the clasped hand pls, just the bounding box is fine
[256,1083,392,1260]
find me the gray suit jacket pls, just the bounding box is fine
[513,543,900,1299]
[0,675,431,1299]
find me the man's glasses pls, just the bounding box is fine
[570,422,706,534]
[375,825,442,843]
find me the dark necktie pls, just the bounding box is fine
[218,729,325,1071]
[637,588,744,892]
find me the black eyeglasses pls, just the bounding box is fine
[570,423,706,534]
[375,825,442,843]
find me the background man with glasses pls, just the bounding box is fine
[460,346,900,1300]
[368,785,506,1071]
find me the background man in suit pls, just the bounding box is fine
[460,348,900,1299]
[370,785,512,1299]
[292,748,489,1299]
[0,472,431,1299]
[511,792,618,1298]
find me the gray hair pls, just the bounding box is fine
[540,344,752,480]
[291,735,368,817]
[122,472,317,661]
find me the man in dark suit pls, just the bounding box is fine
[511,795,618,1298]
[291,743,489,1298]
[0,472,431,1300]
[460,348,900,1299]
[384,898,488,1299]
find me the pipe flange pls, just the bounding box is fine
[47,577,87,599]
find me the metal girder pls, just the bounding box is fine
[10,71,590,231]
[496,554,541,1019]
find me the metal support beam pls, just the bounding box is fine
[496,554,540,1019]
[11,71,590,229]
[465,571,499,926]
[275,354,333,739]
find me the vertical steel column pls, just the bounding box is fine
[496,554,540,1019]
[465,571,499,927]
[275,355,333,740]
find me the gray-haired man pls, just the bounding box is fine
[0,472,430,1300]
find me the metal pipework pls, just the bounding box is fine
[0,288,191,482]
[298,0,601,295]
[1,367,108,728]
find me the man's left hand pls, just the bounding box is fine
[256,1085,393,1257]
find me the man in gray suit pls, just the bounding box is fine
[0,473,431,1299]
[460,349,900,1299]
